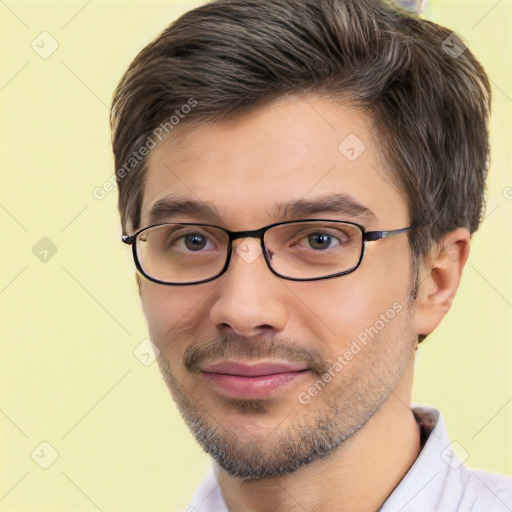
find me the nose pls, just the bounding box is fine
[209,238,288,338]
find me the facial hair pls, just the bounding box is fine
[155,320,416,482]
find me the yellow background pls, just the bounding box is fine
[1,0,510,510]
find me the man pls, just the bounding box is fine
[110,0,511,510]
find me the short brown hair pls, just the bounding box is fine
[110,0,491,260]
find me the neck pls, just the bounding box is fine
[216,368,421,512]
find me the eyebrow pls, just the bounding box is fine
[275,193,376,222]
[145,192,376,226]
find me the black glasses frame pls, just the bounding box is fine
[122,219,414,286]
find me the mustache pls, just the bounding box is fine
[183,335,329,376]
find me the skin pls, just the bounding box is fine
[135,95,470,511]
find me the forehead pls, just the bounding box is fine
[141,95,407,228]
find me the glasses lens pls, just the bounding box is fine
[264,221,363,279]
[136,224,229,283]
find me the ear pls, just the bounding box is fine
[412,227,471,337]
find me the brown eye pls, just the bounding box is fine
[183,233,208,251]
[307,233,337,250]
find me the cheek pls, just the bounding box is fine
[292,280,385,349]
[292,250,411,353]
[298,276,401,327]
[140,282,204,352]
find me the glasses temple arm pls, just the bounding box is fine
[364,225,414,242]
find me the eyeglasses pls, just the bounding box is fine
[122,220,413,286]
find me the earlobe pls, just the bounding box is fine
[412,228,471,337]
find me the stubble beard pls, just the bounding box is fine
[155,320,416,481]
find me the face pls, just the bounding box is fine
[137,95,418,480]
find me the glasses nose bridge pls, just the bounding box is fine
[226,227,270,268]
[228,226,268,245]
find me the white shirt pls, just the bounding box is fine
[186,405,511,511]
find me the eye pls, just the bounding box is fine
[305,232,340,250]
[294,228,352,251]
[168,231,216,252]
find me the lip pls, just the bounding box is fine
[201,360,309,376]
[200,360,311,400]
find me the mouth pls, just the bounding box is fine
[199,360,312,400]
